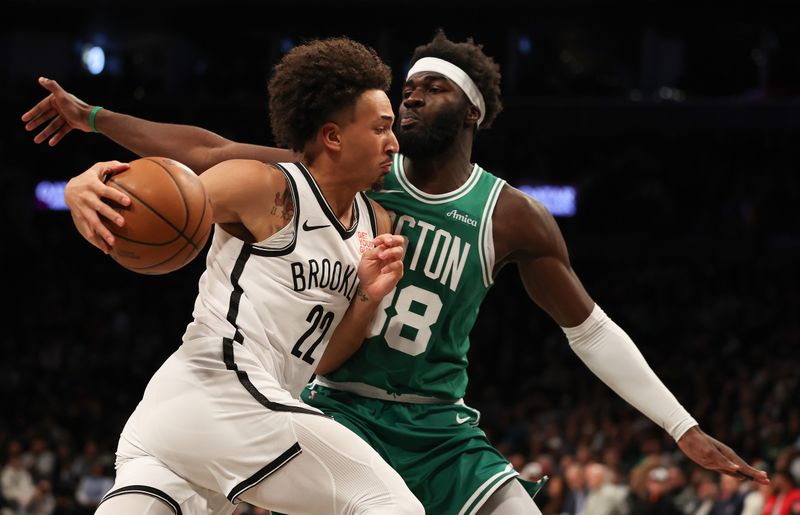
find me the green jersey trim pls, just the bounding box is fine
[459,464,518,515]
[393,154,484,204]
[478,177,506,288]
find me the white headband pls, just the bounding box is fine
[406,57,486,127]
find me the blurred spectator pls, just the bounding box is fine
[627,466,683,515]
[691,472,720,515]
[21,439,54,485]
[740,479,765,515]
[69,442,104,482]
[710,474,744,515]
[1,454,53,515]
[752,481,774,515]
[761,469,800,515]
[73,463,112,513]
[584,462,629,515]
[668,464,698,514]
[563,462,588,514]
[25,480,55,515]
[49,444,78,515]
[541,474,567,515]
[521,461,545,482]
[2,454,35,515]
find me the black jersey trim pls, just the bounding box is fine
[225,244,251,345]
[295,162,359,240]
[221,244,327,416]
[227,442,302,503]
[249,163,300,257]
[100,485,182,515]
[359,192,378,238]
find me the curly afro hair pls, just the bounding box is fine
[268,37,392,152]
[409,29,503,129]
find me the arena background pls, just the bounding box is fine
[2,1,799,513]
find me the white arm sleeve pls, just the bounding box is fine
[562,304,698,441]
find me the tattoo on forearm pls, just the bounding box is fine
[356,287,369,302]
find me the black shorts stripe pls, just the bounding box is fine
[227,442,302,502]
[100,485,182,515]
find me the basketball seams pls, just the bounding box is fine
[144,157,192,236]
[108,178,181,247]
[108,160,203,248]
[102,157,212,275]
[182,186,211,251]
[152,157,213,257]
[106,178,184,245]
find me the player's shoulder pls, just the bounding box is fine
[207,159,289,197]
[493,183,563,257]
[496,183,552,222]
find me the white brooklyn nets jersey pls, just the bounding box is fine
[182,161,378,397]
[100,162,421,511]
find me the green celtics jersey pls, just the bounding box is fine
[322,153,506,400]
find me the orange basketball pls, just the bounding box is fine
[101,157,213,275]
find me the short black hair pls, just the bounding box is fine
[269,37,392,151]
[409,29,503,129]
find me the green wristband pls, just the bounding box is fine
[89,105,103,133]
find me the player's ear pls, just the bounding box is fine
[321,122,341,151]
[465,105,480,127]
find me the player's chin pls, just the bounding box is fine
[370,175,385,192]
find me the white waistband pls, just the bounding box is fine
[312,377,461,405]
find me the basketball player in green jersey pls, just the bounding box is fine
[23,31,768,514]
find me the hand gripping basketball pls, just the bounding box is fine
[101,157,213,275]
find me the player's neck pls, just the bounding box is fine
[304,162,356,225]
[403,144,474,195]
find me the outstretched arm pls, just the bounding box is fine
[21,77,298,172]
[492,184,769,485]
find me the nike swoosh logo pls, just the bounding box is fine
[456,414,471,424]
[302,220,330,231]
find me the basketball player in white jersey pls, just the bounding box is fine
[62,38,423,515]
